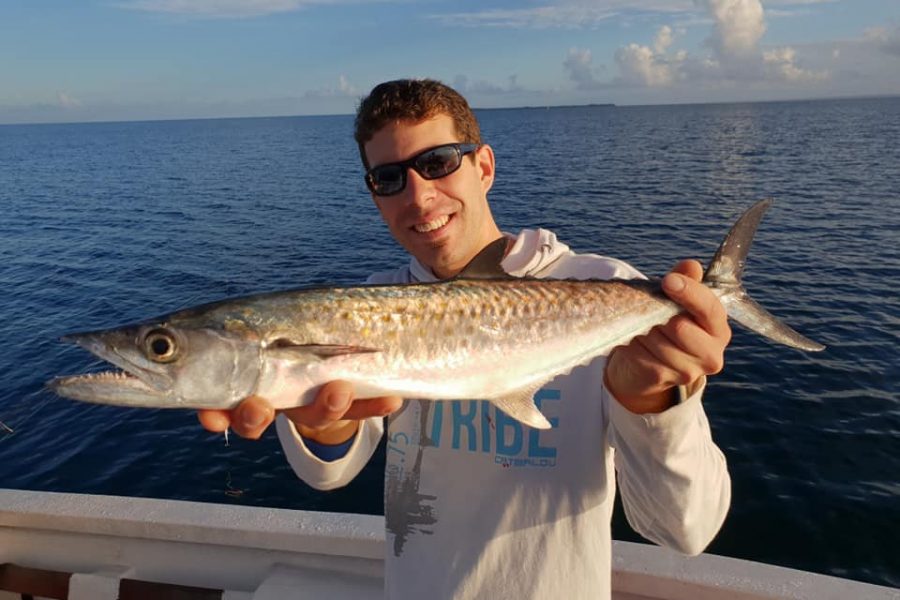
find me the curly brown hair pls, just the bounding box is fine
[354,79,482,169]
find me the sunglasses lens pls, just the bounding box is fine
[368,165,405,196]
[366,144,474,196]
[415,146,461,180]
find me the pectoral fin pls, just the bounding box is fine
[268,340,380,359]
[491,384,552,429]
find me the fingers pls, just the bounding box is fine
[284,380,403,428]
[230,396,276,439]
[646,318,724,383]
[654,260,731,381]
[282,381,403,444]
[636,327,702,387]
[604,344,676,413]
[282,380,356,430]
[670,258,704,281]
[662,261,730,341]
[604,260,733,409]
[609,324,708,398]
[196,397,275,440]
[621,310,727,394]
[342,396,404,421]
[197,382,403,443]
[658,314,727,376]
[197,409,231,433]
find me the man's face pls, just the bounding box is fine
[364,114,497,279]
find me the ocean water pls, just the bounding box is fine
[0,97,898,588]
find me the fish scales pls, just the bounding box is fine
[201,279,665,351]
[236,279,672,386]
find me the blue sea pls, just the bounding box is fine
[1,97,898,589]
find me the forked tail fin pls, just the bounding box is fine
[703,199,825,352]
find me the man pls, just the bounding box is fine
[199,79,731,599]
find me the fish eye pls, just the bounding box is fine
[143,328,179,363]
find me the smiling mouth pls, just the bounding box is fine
[413,214,451,233]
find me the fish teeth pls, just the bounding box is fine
[414,215,449,233]
[82,371,133,381]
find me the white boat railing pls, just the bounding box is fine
[0,489,896,600]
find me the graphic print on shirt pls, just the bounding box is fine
[385,391,561,556]
[385,400,437,557]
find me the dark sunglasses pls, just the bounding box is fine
[365,143,479,197]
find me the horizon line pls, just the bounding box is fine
[1,93,897,128]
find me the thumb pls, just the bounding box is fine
[670,259,704,281]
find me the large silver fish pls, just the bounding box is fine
[48,200,823,429]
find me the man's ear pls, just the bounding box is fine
[476,144,496,194]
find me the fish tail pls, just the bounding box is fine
[703,199,825,352]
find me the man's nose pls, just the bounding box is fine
[404,168,437,206]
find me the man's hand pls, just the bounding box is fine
[604,260,731,414]
[197,381,403,444]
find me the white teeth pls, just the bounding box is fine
[414,215,449,233]
[79,371,134,381]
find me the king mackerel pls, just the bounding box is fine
[49,199,824,429]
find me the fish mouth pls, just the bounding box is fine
[47,370,166,405]
[49,331,173,406]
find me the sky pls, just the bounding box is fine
[1,0,899,124]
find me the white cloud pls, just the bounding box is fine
[654,24,675,54]
[57,92,82,109]
[603,0,828,89]
[430,1,693,29]
[430,6,616,29]
[865,25,900,57]
[453,74,524,95]
[616,44,670,86]
[338,75,355,94]
[761,0,835,6]
[0,92,85,124]
[118,0,324,18]
[698,0,766,58]
[303,75,359,98]
[615,26,684,86]
[763,46,828,81]
[564,48,603,88]
[429,0,835,30]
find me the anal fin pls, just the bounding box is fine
[491,384,552,430]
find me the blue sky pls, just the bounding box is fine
[1,0,898,124]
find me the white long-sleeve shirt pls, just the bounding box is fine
[277,228,731,599]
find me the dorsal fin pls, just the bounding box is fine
[456,237,513,280]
